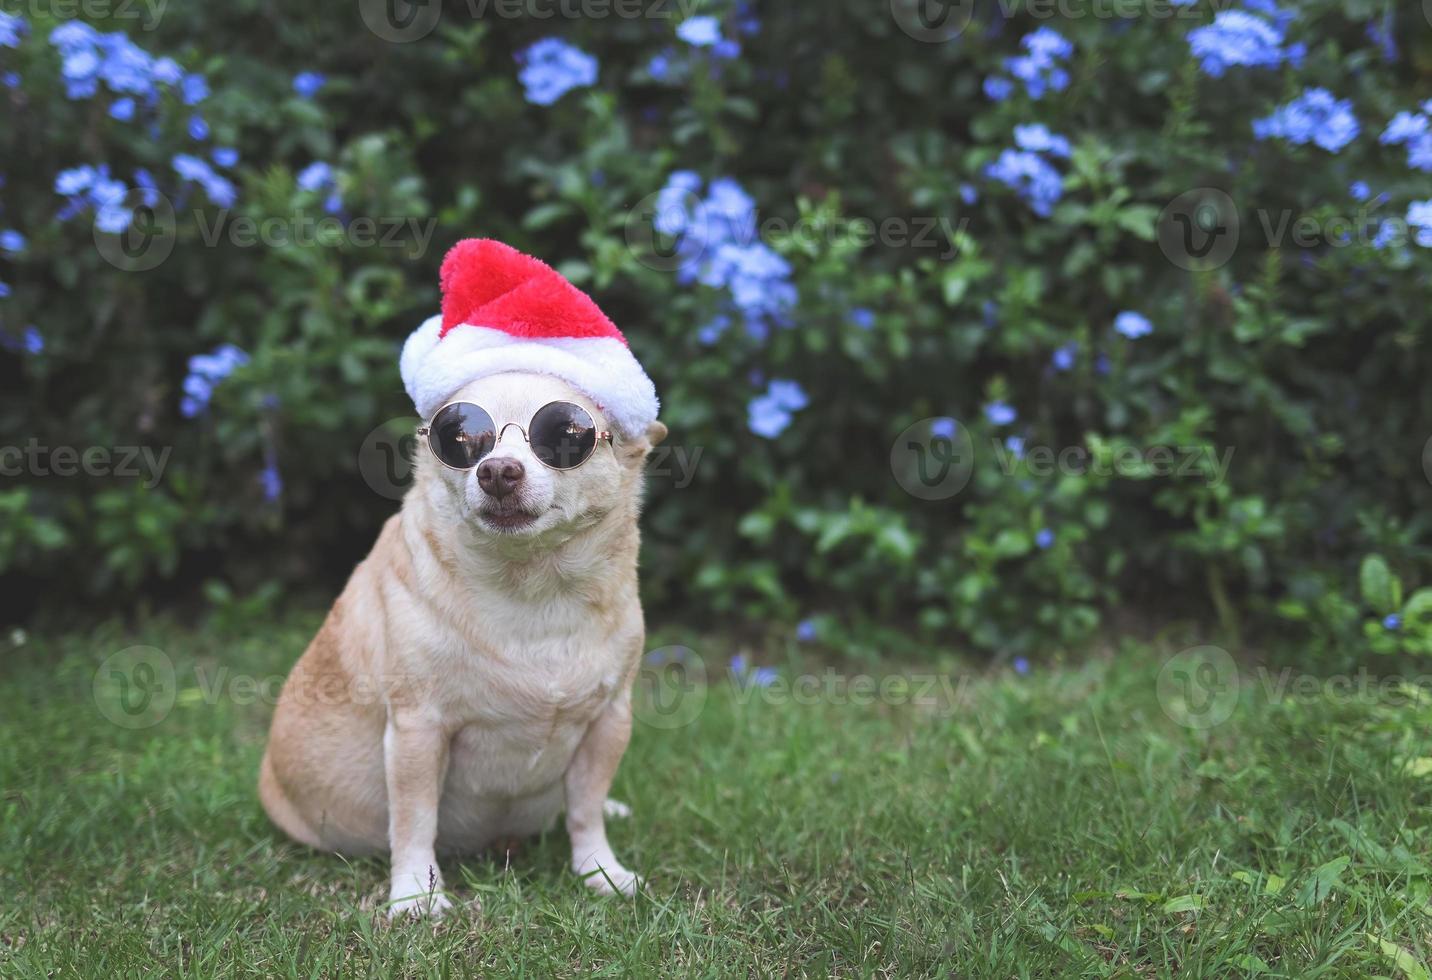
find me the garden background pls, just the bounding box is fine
[6,0,1432,974]
[1,0,1430,659]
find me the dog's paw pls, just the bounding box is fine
[602,798,632,820]
[574,856,642,897]
[386,889,454,920]
[386,867,453,920]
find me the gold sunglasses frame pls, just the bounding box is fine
[416,399,614,473]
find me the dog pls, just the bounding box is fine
[259,371,666,916]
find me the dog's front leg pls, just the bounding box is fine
[383,713,453,918]
[566,693,641,896]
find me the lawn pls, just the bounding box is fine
[4,616,1432,977]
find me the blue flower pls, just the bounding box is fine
[179,73,208,105]
[516,38,597,106]
[212,147,239,168]
[697,314,729,345]
[3,71,20,89]
[985,148,1063,217]
[0,281,9,298]
[959,183,978,205]
[179,343,249,418]
[292,71,326,98]
[1188,9,1304,78]
[296,161,335,192]
[260,462,283,502]
[1051,343,1076,371]
[0,11,26,48]
[1407,201,1432,247]
[647,50,675,81]
[985,401,1017,426]
[1005,435,1026,457]
[1380,111,1427,145]
[1253,88,1359,153]
[796,619,817,642]
[1013,657,1030,675]
[1114,311,1153,339]
[1383,614,1402,631]
[930,417,958,440]
[1350,181,1370,201]
[729,654,777,687]
[1035,528,1055,550]
[677,16,722,47]
[0,230,26,253]
[109,97,136,121]
[713,39,741,60]
[173,153,236,207]
[187,114,209,141]
[1014,123,1072,158]
[983,76,1014,101]
[849,307,875,330]
[748,379,807,439]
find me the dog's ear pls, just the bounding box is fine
[616,420,667,468]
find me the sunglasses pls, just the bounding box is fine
[417,400,613,472]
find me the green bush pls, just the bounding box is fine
[2,0,1430,659]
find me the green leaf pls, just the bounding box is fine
[1296,856,1349,907]
[1162,894,1204,914]
[1361,555,1402,615]
[1366,933,1430,980]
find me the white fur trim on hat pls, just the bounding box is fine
[400,316,660,440]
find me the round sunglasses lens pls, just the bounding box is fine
[429,403,496,469]
[530,402,598,470]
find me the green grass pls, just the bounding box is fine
[4,616,1432,977]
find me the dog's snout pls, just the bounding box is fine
[477,456,525,498]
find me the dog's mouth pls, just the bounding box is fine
[476,503,543,533]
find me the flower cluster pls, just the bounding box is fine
[1187,7,1304,78]
[516,38,597,106]
[985,124,1070,217]
[50,22,207,113]
[1380,104,1432,172]
[1253,88,1359,153]
[747,379,808,438]
[0,11,27,49]
[649,9,753,82]
[173,153,237,207]
[654,171,796,341]
[983,28,1073,102]
[180,344,250,418]
[55,164,134,232]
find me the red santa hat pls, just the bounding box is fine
[400,239,659,439]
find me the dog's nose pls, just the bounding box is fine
[476,457,525,498]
